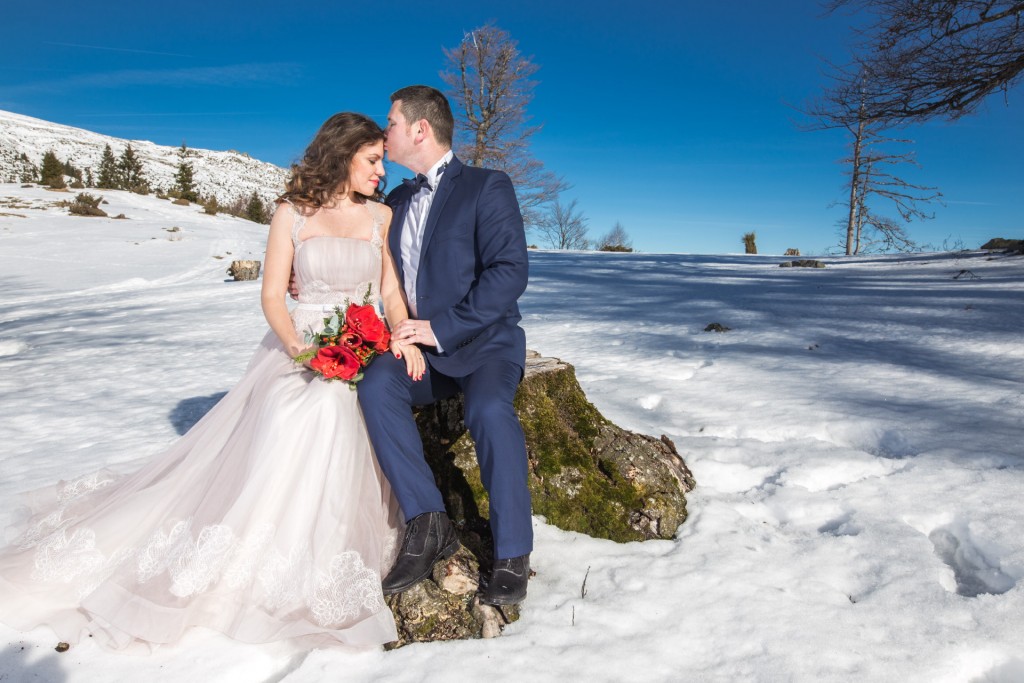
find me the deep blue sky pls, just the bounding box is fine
[3,0,1021,254]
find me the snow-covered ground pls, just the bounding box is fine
[1,184,1022,682]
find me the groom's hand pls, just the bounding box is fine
[287,268,299,300]
[392,319,437,348]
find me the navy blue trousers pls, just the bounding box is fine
[358,353,533,560]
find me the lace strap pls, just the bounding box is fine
[366,201,384,255]
[281,199,306,247]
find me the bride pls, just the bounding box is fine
[0,112,423,651]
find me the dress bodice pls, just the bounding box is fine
[288,203,385,337]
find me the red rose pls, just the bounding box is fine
[310,345,361,381]
[345,303,391,352]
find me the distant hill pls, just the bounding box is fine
[0,110,289,205]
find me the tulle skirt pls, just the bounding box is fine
[0,331,402,652]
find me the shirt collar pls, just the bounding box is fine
[425,150,454,190]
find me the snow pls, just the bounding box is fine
[1,184,1023,682]
[0,110,288,206]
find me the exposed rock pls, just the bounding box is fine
[704,322,731,333]
[387,352,694,646]
[780,259,825,268]
[784,248,801,256]
[980,238,1023,253]
[227,259,261,281]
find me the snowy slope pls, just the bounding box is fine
[0,110,289,205]
[1,184,1023,682]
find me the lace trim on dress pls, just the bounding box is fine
[18,475,388,626]
[17,471,118,550]
[288,201,382,255]
[287,202,308,248]
[27,519,386,626]
[366,201,384,258]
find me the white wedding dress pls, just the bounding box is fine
[0,203,402,651]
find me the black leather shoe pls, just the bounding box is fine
[382,511,460,595]
[479,554,530,605]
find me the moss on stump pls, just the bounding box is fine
[415,352,694,550]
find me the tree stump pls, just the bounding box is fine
[384,546,518,649]
[388,351,694,646]
[227,260,261,281]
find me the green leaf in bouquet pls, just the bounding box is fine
[292,348,316,364]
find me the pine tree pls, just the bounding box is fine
[61,159,82,182]
[84,167,94,187]
[97,145,119,189]
[245,190,267,223]
[174,142,199,202]
[17,153,38,183]
[40,151,66,188]
[202,195,220,215]
[118,144,148,194]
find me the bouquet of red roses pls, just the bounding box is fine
[293,301,391,388]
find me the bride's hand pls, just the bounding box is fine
[391,341,425,381]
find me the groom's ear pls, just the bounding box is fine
[414,119,433,144]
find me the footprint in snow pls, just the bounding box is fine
[928,524,1016,597]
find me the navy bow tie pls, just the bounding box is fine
[402,161,449,193]
[403,173,431,192]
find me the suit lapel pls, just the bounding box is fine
[387,191,411,284]
[418,157,461,274]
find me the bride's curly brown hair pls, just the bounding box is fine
[277,112,386,211]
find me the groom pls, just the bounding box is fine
[358,85,533,605]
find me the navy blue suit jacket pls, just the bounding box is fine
[386,155,528,377]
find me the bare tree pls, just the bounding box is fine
[834,109,941,254]
[596,221,634,252]
[806,70,942,254]
[441,24,569,228]
[857,213,919,252]
[536,198,590,250]
[823,0,1024,125]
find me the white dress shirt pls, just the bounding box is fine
[400,150,453,348]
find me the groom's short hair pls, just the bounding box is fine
[391,85,454,149]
